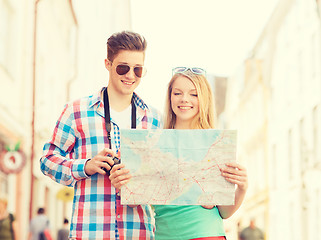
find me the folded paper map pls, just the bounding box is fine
[120,129,237,205]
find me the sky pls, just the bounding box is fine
[130,0,279,111]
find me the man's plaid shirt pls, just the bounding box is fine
[40,89,162,240]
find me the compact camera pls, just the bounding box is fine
[103,156,121,175]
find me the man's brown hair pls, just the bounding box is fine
[107,31,147,62]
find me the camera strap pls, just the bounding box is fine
[103,87,136,149]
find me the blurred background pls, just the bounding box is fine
[0,0,320,239]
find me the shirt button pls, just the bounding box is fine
[117,215,120,219]
[117,192,120,196]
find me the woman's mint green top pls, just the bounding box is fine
[153,205,225,240]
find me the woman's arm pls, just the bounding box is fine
[217,162,248,219]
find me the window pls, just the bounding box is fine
[317,189,321,240]
[288,129,293,180]
[297,51,303,93]
[311,33,317,80]
[312,106,319,164]
[272,144,277,189]
[300,118,308,171]
[0,173,8,195]
[0,140,8,194]
[0,0,14,77]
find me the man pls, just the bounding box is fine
[239,219,264,240]
[28,208,50,240]
[57,218,69,240]
[40,31,161,239]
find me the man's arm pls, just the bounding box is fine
[40,104,116,185]
[40,104,91,186]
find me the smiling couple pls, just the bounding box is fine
[40,31,247,240]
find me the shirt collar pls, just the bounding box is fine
[88,87,149,111]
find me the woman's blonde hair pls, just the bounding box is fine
[163,70,216,129]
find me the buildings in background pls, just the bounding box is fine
[224,0,321,239]
[0,0,131,239]
[1,1,78,238]
[1,0,321,239]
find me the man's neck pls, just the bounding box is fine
[105,87,133,112]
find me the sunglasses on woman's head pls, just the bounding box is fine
[172,67,206,76]
[113,63,147,78]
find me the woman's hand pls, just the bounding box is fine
[217,162,248,219]
[221,162,248,191]
[201,205,215,209]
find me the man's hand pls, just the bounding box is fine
[109,164,132,190]
[84,148,116,176]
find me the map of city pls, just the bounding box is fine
[120,129,237,205]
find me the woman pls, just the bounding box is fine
[0,196,16,240]
[153,67,248,240]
